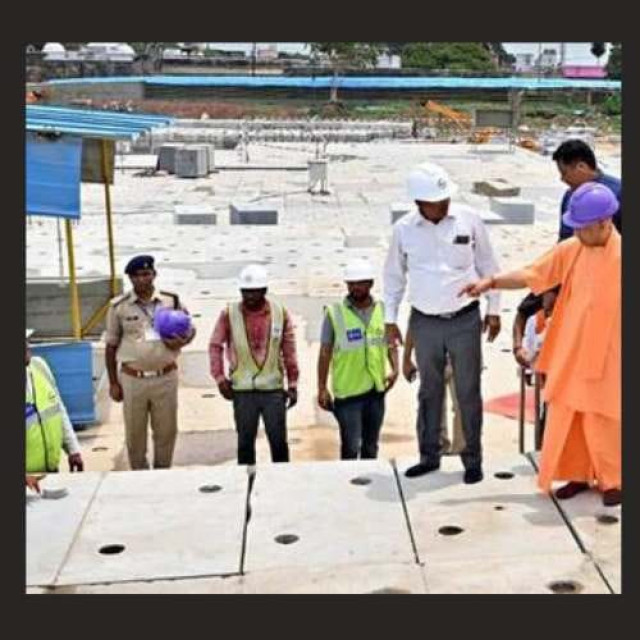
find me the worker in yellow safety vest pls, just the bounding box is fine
[25,330,84,482]
[317,259,399,459]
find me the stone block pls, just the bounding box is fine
[230,204,278,225]
[157,144,182,173]
[175,147,208,178]
[473,180,521,198]
[173,205,217,226]
[390,202,412,224]
[490,197,535,224]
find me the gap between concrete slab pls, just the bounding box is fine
[48,473,107,589]
[239,469,257,576]
[525,452,615,595]
[390,459,421,566]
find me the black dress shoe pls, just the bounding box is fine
[554,481,590,500]
[463,468,483,484]
[602,488,621,507]
[404,462,440,478]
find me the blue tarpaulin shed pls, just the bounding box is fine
[25,106,174,338]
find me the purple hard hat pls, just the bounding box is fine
[154,307,192,339]
[563,182,619,230]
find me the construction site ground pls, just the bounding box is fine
[25,136,621,594]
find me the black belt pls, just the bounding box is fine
[416,300,479,320]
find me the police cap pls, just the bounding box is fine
[125,255,155,275]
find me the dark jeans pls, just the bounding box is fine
[410,306,483,471]
[232,390,289,465]
[333,390,385,460]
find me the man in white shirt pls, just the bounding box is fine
[383,163,501,483]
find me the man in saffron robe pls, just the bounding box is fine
[459,182,621,506]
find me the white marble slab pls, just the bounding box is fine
[55,466,249,586]
[244,460,415,571]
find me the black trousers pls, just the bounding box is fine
[409,306,483,470]
[232,390,290,465]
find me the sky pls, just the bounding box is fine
[206,42,610,65]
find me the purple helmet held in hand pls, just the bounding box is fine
[154,307,192,339]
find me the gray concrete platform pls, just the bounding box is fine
[26,472,105,587]
[553,490,621,593]
[48,563,427,595]
[54,467,248,586]
[397,455,584,564]
[243,460,415,572]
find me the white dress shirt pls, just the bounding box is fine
[383,204,501,323]
[26,358,81,456]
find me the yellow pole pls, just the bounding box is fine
[65,219,82,339]
[101,139,117,298]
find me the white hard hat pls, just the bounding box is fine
[407,162,458,202]
[238,264,269,290]
[344,259,375,282]
[26,329,34,340]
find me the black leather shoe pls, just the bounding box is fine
[404,462,440,478]
[554,482,589,500]
[463,468,484,484]
[602,488,621,507]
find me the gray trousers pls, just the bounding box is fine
[409,306,483,470]
[232,391,289,465]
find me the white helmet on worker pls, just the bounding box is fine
[238,264,269,290]
[407,162,458,202]
[344,259,375,282]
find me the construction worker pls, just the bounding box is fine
[461,182,621,506]
[317,259,399,459]
[26,329,84,476]
[105,255,195,470]
[209,265,299,465]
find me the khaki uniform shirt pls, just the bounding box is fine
[105,289,186,371]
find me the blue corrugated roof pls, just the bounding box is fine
[26,105,174,139]
[46,74,622,91]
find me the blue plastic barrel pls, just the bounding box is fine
[30,341,96,429]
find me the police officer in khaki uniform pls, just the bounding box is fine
[105,255,195,470]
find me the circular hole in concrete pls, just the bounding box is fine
[92,446,109,452]
[275,534,299,545]
[548,580,582,594]
[502,308,511,313]
[351,476,372,486]
[201,393,215,398]
[200,291,210,295]
[99,544,125,555]
[501,348,512,353]
[192,313,201,318]
[199,484,222,494]
[369,587,412,594]
[240,249,249,253]
[494,472,515,480]
[438,525,464,536]
[596,514,619,525]
[494,505,505,511]
[288,264,296,268]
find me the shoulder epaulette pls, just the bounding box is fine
[160,290,180,310]
[110,292,131,308]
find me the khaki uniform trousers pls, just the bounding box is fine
[121,368,178,470]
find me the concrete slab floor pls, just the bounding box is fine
[26,472,105,587]
[396,454,586,564]
[244,459,416,572]
[54,466,249,586]
[46,563,427,595]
